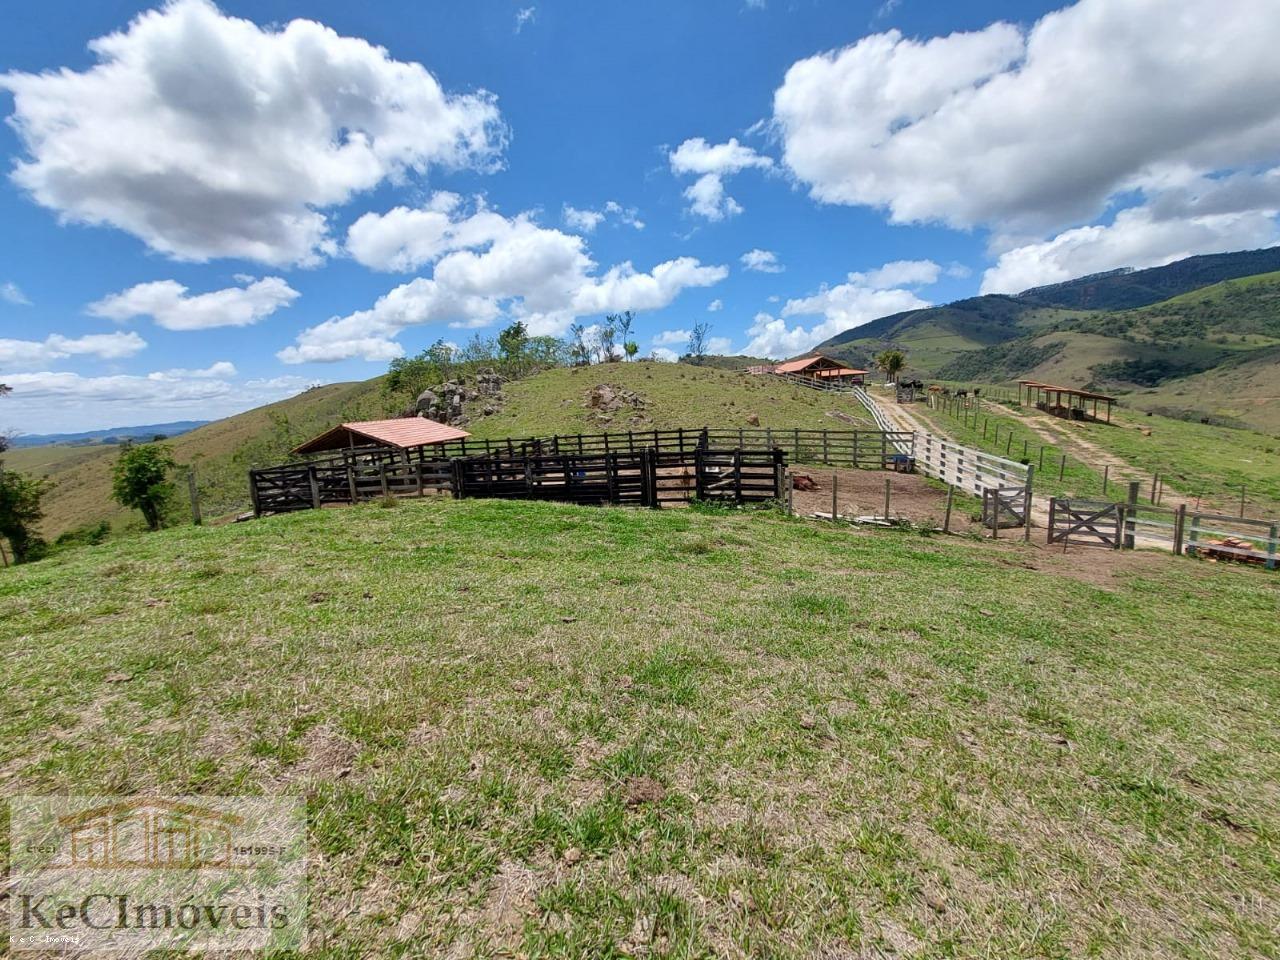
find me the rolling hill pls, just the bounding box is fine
[10,361,872,538]
[816,248,1280,433]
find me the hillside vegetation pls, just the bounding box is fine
[14,362,869,538]
[815,249,1280,434]
[2,497,1277,956]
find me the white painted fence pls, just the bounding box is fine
[914,433,1031,499]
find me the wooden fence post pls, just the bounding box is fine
[773,450,785,503]
[1267,522,1278,571]
[1240,485,1247,518]
[943,485,954,534]
[187,467,202,525]
[1059,455,1067,481]
[1047,497,1057,544]
[734,449,744,504]
[347,465,358,503]
[694,448,705,502]
[831,472,838,522]
[1173,503,1187,555]
[883,477,891,522]
[379,463,389,498]
[417,462,426,498]
[648,448,660,508]
[1023,464,1035,542]
[248,470,261,517]
[1124,481,1139,549]
[308,465,321,510]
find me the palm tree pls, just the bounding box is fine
[875,350,906,384]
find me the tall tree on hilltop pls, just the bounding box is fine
[875,349,907,384]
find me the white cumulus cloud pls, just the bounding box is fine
[707,299,723,312]
[669,137,773,221]
[1,0,506,266]
[773,0,1280,237]
[0,331,147,368]
[282,204,727,362]
[562,201,644,234]
[651,329,690,346]
[88,277,300,331]
[741,259,939,358]
[741,249,784,273]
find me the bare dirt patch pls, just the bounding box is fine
[790,466,985,533]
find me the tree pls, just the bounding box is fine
[611,312,636,360]
[497,320,529,361]
[0,471,47,563]
[569,323,591,366]
[688,322,711,364]
[875,349,907,384]
[594,319,619,362]
[112,443,176,531]
[624,340,639,361]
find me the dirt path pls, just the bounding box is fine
[857,389,1183,550]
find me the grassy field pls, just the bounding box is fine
[904,389,1280,518]
[461,361,872,440]
[12,362,870,540]
[2,498,1277,957]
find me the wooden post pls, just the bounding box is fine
[943,485,954,534]
[1059,454,1066,481]
[417,462,426,498]
[734,449,743,504]
[794,427,800,462]
[1023,465,1035,542]
[1150,473,1158,504]
[1186,513,1200,557]
[347,465,358,503]
[1124,481,1139,548]
[187,467,202,525]
[1239,485,1247,518]
[379,463,389,498]
[1102,464,1109,495]
[830,472,838,521]
[1266,522,1277,571]
[786,472,794,516]
[1005,434,1013,456]
[852,431,860,468]
[249,470,261,517]
[883,477,891,521]
[988,490,998,539]
[694,448,705,502]
[1173,503,1187,555]
[308,465,321,509]
[1047,497,1057,544]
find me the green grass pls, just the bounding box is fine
[907,389,1280,517]
[2,498,1278,957]
[461,360,872,440]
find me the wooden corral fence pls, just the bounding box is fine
[454,447,785,508]
[249,440,788,515]
[914,433,1034,525]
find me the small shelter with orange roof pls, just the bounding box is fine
[754,354,867,386]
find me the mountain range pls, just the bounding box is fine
[816,247,1280,432]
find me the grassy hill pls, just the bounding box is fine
[812,251,1280,435]
[2,496,1277,955]
[7,379,386,538]
[12,361,871,538]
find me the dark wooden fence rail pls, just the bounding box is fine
[249,443,787,515]
[265,425,914,474]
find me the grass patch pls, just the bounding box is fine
[1,499,1277,956]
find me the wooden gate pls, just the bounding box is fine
[1048,498,1122,548]
[982,486,1028,528]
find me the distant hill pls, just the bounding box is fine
[813,247,1280,435]
[1017,247,1280,310]
[11,420,211,448]
[818,247,1280,367]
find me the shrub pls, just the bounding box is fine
[111,443,176,531]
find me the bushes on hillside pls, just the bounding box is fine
[111,443,176,531]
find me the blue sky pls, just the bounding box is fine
[2,0,1278,432]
